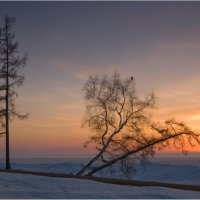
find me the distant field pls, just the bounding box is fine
[0,152,200,165]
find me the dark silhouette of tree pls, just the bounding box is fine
[0,16,28,169]
[77,72,200,176]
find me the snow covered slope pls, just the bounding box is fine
[1,161,200,198]
[0,171,200,199]
[2,162,200,185]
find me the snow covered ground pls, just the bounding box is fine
[1,171,200,199]
[2,161,200,184]
[1,161,200,198]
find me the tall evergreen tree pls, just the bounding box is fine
[0,16,28,169]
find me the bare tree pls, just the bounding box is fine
[0,16,28,169]
[76,72,200,176]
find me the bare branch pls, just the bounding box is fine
[77,72,200,176]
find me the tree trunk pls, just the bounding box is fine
[85,133,185,176]
[5,20,11,170]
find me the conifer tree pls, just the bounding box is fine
[0,16,28,169]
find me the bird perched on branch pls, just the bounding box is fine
[131,76,133,81]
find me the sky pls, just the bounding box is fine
[0,1,200,158]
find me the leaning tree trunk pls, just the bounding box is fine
[85,132,187,176]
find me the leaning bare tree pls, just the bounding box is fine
[0,16,28,169]
[76,72,200,176]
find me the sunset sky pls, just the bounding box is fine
[0,2,200,158]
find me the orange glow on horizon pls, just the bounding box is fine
[0,103,198,158]
[2,68,200,158]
